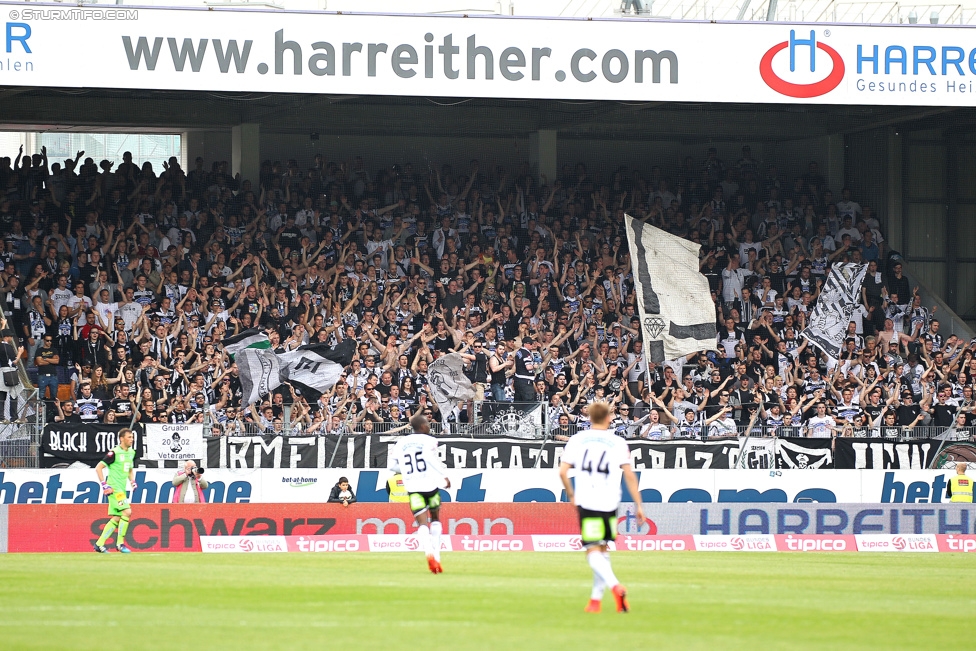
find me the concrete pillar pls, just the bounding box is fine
[825,133,845,195]
[529,129,557,185]
[886,128,903,253]
[232,123,261,188]
[182,130,210,167]
[183,129,234,171]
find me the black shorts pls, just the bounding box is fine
[408,489,441,517]
[577,507,617,548]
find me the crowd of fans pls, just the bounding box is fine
[0,143,973,440]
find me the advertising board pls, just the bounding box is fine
[3,4,976,106]
[193,533,976,553]
[4,502,578,552]
[0,468,959,504]
[5,500,975,552]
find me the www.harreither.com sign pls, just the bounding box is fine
[3,4,976,106]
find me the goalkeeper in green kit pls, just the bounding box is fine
[93,428,137,553]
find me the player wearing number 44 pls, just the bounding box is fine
[387,414,452,574]
[559,401,646,613]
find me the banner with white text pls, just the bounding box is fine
[40,423,141,468]
[0,468,960,504]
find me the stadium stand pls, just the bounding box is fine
[0,145,973,441]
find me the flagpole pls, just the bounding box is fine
[927,420,960,469]
[533,427,552,469]
[327,423,347,468]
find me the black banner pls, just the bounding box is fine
[207,434,373,469]
[40,423,142,468]
[777,437,834,469]
[432,437,560,469]
[195,434,916,470]
[419,437,743,470]
[629,439,741,469]
[834,438,942,469]
[204,435,551,469]
[199,435,750,470]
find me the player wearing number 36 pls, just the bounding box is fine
[559,401,646,613]
[388,414,452,574]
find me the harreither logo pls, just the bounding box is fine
[760,30,845,98]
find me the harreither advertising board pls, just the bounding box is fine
[3,4,976,106]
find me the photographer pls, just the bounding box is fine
[172,460,208,503]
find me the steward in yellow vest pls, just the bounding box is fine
[386,473,409,503]
[948,463,974,503]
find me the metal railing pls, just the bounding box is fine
[0,388,44,468]
[6,393,970,469]
[200,400,974,443]
[205,401,548,439]
[594,421,974,441]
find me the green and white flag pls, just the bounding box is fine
[222,328,271,359]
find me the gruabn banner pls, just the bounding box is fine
[144,424,206,463]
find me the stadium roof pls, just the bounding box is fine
[38,0,976,24]
[0,89,962,143]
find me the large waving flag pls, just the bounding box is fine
[222,328,271,360]
[624,213,717,363]
[236,339,355,406]
[802,262,867,359]
[427,352,477,419]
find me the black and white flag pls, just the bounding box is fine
[624,213,716,363]
[208,434,372,469]
[222,328,271,359]
[834,437,940,469]
[482,403,544,440]
[428,353,477,419]
[237,339,354,406]
[738,437,777,469]
[802,262,867,359]
[777,437,833,469]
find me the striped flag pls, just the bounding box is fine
[801,262,867,359]
[624,213,717,363]
[235,348,281,407]
[222,328,271,359]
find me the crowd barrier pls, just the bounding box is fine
[0,468,963,504]
[18,418,976,471]
[3,502,975,553]
[34,422,976,470]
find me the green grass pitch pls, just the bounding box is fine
[0,552,973,650]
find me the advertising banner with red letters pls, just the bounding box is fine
[4,502,579,552]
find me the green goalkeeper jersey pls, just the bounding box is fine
[104,445,135,491]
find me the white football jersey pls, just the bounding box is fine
[807,416,836,439]
[562,428,632,512]
[388,433,446,493]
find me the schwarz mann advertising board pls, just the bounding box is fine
[0,468,960,504]
[3,3,976,106]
